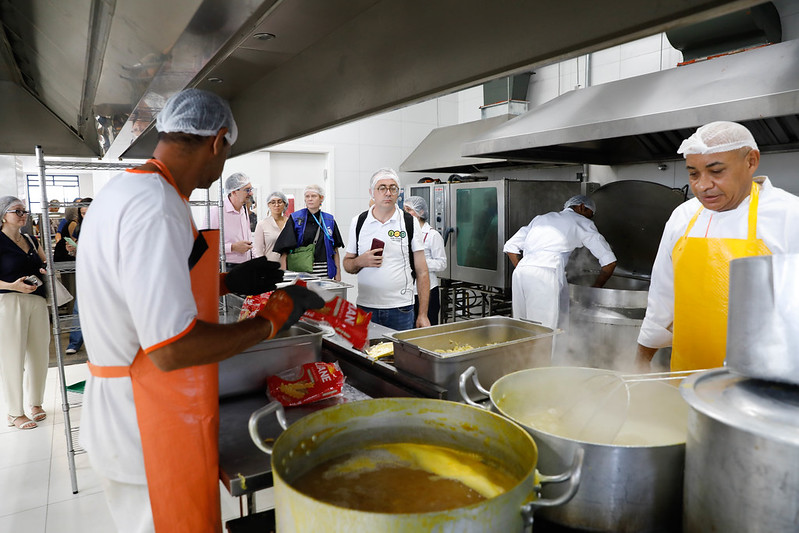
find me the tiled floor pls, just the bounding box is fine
[0,364,274,532]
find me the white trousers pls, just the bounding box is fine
[0,292,50,416]
[100,477,155,533]
[511,265,569,330]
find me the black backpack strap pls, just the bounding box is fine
[404,211,416,280]
[355,211,368,255]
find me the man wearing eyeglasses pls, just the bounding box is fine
[210,172,254,269]
[343,168,431,330]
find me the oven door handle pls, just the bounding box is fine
[442,226,455,245]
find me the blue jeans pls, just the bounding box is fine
[67,297,83,351]
[358,304,414,331]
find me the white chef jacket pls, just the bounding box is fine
[503,208,616,271]
[413,222,447,294]
[638,177,799,349]
[77,170,198,484]
[209,195,252,264]
[346,206,425,308]
[504,208,616,329]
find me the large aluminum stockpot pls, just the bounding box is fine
[461,366,689,533]
[562,274,649,371]
[249,398,583,533]
[727,254,799,384]
[681,369,799,533]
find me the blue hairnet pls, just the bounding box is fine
[564,194,596,213]
[156,89,238,145]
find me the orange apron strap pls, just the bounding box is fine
[87,361,130,378]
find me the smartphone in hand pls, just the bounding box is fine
[370,238,385,257]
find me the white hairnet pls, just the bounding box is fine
[677,121,758,156]
[224,172,250,195]
[369,168,401,192]
[267,191,288,213]
[564,194,596,213]
[156,89,238,145]
[404,196,429,221]
[304,184,325,197]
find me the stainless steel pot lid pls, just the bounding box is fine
[681,369,799,446]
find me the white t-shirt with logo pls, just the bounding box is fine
[346,206,424,308]
[76,169,198,484]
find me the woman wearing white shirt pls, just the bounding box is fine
[253,191,288,262]
[404,196,447,325]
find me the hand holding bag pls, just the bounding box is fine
[23,234,74,305]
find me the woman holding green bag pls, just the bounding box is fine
[275,184,344,280]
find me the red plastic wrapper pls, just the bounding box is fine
[267,362,345,407]
[238,292,272,321]
[302,298,371,350]
[239,281,371,350]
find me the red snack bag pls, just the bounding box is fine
[267,362,345,407]
[238,292,272,321]
[303,298,371,350]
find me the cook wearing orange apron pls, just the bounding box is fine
[671,181,771,371]
[88,159,223,533]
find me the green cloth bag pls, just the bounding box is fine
[286,243,315,272]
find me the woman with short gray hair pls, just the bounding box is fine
[253,191,289,261]
[274,184,345,279]
[0,196,50,429]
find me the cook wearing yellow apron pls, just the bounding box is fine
[87,159,223,533]
[671,181,771,371]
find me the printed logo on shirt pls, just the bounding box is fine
[387,229,406,241]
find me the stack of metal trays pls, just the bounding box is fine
[218,322,323,398]
[386,316,556,399]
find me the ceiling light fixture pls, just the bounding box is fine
[253,32,276,41]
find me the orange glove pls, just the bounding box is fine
[257,285,325,338]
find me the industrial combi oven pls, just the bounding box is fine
[406,179,596,289]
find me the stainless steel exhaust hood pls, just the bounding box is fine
[462,39,799,166]
[399,114,516,173]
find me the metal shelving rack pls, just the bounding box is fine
[34,146,132,494]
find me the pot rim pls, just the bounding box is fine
[490,366,688,449]
[681,368,799,446]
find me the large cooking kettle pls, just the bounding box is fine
[460,366,688,533]
[248,397,584,532]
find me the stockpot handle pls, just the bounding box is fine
[523,447,585,521]
[248,401,289,455]
[459,366,491,408]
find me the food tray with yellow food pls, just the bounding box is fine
[385,317,556,400]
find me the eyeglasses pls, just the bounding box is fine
[241,187,254,193]
[268,199,285,205]
[6,209,28,217]
[375,185,400,195]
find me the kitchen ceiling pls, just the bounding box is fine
[0,0,762,160]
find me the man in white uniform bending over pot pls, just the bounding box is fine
[504,195,617,330]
